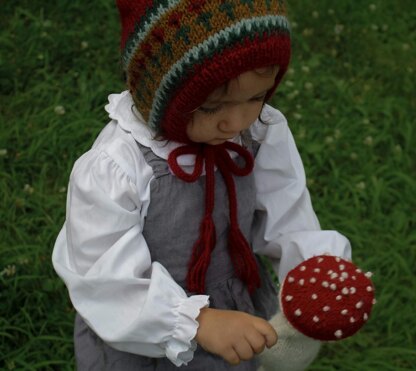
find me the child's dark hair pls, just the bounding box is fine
[258,103,271,126]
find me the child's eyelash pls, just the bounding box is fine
[198,106,222,115]
[198,96,266,115]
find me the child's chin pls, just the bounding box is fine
[207,138,227,146]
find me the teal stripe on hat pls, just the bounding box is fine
[123,0,181,67]
[147,14,290,130]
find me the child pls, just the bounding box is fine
[52,1,352,370]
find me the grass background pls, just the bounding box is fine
[0,0,415,369]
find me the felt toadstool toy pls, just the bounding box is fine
[259,255,376,371]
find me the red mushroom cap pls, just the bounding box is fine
[280,255,375,341]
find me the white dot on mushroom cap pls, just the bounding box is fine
[364,313,369,321]
[310,277,317,283]
[299,279,305,286]
[341,309,348,315]
[365,272,373,278]
[327,270,334,275]
[300,266,306,271]
[341,272,349,279]
[367,286,373,292]
[342,287,349,295]
[350,287,357,294]
[356,301,364,309]
[335,257,341,263]
[350,317,356,323]
[317,257,324,263]
[336,295,342,301]
[356,269,362,274]
[323,306,330,312]
[322,281,329,288]
[314,268,321,273]
[352,276,357,280]
[330,283,337,291]
[295,309,302,316]
[335,330,343,338]
[339,264,345,270]
[339,277,345,282]
[285,295,293,302]
[288,276,295,283]
[331,272,338,279]
[313,316,319,322]
[372,298,377,305]
[311,294,318,300]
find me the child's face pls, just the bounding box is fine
[186,67,279,145]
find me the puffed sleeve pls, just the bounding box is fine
[52,147,209,366]
[251,105,352,283]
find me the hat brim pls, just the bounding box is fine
[160,33,291,143]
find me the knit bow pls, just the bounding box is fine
[168,141,261,294]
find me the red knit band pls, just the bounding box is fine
[117,0,155,50]
[161,33,291,143]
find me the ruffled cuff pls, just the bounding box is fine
[165,295,210,367]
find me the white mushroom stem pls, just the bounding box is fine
[258,311,321,371]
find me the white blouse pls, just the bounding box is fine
[52,91,351,366]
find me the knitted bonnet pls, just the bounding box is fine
[116,0,291,294]
[117,0,291,142]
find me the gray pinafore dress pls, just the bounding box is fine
[74,134,279,370]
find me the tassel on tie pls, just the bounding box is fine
[187,215,216,293]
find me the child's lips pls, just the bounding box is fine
[219,134,238,140]
[208,135,237,145]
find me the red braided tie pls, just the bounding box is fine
[168,142,261,294]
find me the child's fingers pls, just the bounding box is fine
[253,319,278,348]
[224,348,241,365]
[233,340,254,361]
[244,330,266,354]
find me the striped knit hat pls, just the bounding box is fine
[117,0,291,143]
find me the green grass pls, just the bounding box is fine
[1,0,415,370]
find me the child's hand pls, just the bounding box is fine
[195,308,277,365]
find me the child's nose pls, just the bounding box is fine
[218,109,247,133]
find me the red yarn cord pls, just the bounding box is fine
[187,215,216,293]
[168,145,204,182]
[168,142,259,294]
[186,146,216,292]
[216,151,261,293]
[228,226,260,294]
[215,153,238,224]
[203,146,215,215]
[222,141,254,176]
